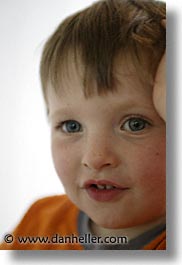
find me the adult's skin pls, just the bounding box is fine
[153,20,166,121]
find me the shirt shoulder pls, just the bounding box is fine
[0,194,82,250]
[22,194,77,221]
[143,230,166,250]
[15,194,79,234]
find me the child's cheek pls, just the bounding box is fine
[51,138,77,184]
[132,137,166,189]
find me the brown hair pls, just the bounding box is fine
[40,0,166,107]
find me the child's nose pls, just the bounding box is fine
[81,135,120,171]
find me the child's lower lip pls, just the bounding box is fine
[85,186,128,202]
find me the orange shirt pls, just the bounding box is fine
[0,195,166,250]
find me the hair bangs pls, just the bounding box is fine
[40,0,166,105]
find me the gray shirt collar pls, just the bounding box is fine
[78,211,166,250]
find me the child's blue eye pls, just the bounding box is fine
[122,118,150,132]
[60,120,82,133]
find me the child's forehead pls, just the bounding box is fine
[47,53,155,120]
[49,52,153,100]
[47,75,156,127]
[48,76,154,115]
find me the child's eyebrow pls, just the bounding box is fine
[48,109,74,122]
[48,102,155,123]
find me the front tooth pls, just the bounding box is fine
[106,185,114,190]
[97,184,105,190]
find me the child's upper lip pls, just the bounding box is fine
[83,179,129,189]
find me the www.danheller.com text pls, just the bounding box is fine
[3,233,128,245]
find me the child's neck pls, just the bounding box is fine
[90,216,166,241]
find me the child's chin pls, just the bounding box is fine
[90,217,129,230]
[90,214,152,230]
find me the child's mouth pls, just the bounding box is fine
[90,184,117,190]
[84,180,129,202]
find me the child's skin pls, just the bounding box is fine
[47,49,166,240]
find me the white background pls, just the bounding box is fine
[1,0,182,264]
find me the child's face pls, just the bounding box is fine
[48,59,166,230]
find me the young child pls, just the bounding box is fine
[0,0,166,250]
